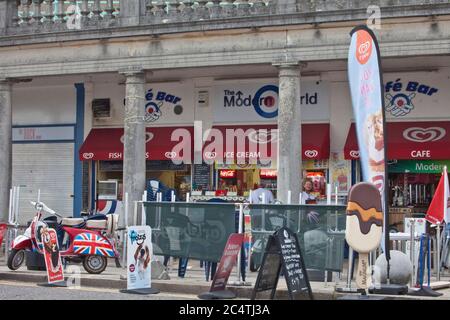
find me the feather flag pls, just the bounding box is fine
[425,166,449,225]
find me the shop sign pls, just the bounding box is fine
[260,169,277,179]
[219,170,236,179]
[385,79,439,118]
[13,126,74,142]
[388,160,450,174]
[144,89,183,123]
[214,82,329,123]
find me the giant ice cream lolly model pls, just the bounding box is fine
[345,182,383,289]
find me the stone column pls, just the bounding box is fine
[274,62,305,204]
[121,69,146,227]
[0,79,12,223]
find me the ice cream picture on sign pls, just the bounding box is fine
[345,182,383,289]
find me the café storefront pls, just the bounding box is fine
[344,121,450,231]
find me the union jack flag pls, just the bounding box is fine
[73,233,115,257]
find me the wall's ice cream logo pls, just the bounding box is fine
[83,153,94,160]
[120,132,154,144]
[247,129,278,144]
[304,150,318,158]
[403,127,446,143]
[350,150,360,158]
[355,30,373,65]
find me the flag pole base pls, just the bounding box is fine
[228,280,252,287]
[368,284,408,295]
[337,294,387,300]
[407,286,443,297]
[198,290,237,300]
[37,281,68,288]
[335,287,365,294]
[120,287,160,295]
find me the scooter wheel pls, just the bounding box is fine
[83,255,108,274]
[7,249,25,270]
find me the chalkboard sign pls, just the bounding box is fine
[251,227,313,300]
[192,163,211,190]
[251,236,283,299]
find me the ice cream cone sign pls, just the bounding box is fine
[345,182,383,289]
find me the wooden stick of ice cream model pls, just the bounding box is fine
[345,182,383,289]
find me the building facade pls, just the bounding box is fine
[0,0,449,227]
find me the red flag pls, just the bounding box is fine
[426,166,449,224]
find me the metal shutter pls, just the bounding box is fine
[12,143,74,224]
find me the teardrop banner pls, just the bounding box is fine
[347,25,390,265]
[251,227,313,300]
[198,233,244,300]
[121,225,159,295]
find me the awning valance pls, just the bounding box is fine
[344,122,450,160]
[79,127,194,161]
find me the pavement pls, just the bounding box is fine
[2,255,450,300]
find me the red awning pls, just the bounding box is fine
[79,127,194,161]
[203,123,330,161]
[344,121,450,160]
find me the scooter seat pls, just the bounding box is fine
[86,219,108,229]
[61,218,85,227]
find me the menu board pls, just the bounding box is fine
[251,227,313,300]
[276,228,313,300]
[251,236,283,300]
[192,163,211,190]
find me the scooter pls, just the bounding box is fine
[8,201,120,274]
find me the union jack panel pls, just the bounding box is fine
[73,233,115,257]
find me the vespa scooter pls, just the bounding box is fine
[8,201,120,274]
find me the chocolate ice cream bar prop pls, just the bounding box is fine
[345,182,383,289]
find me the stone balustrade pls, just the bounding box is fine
[2,0,450,35]
[12,0,119,30]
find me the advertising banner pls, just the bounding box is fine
[127,226,153,290]
[213,81,329,123]
[210,233,244,292]
[348,25,389,258]
[0,224,7,249]
[42,228,64,284]
[329,152,351,194]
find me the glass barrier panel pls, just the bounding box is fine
[143,202,237,262]
[247,204,347,272]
